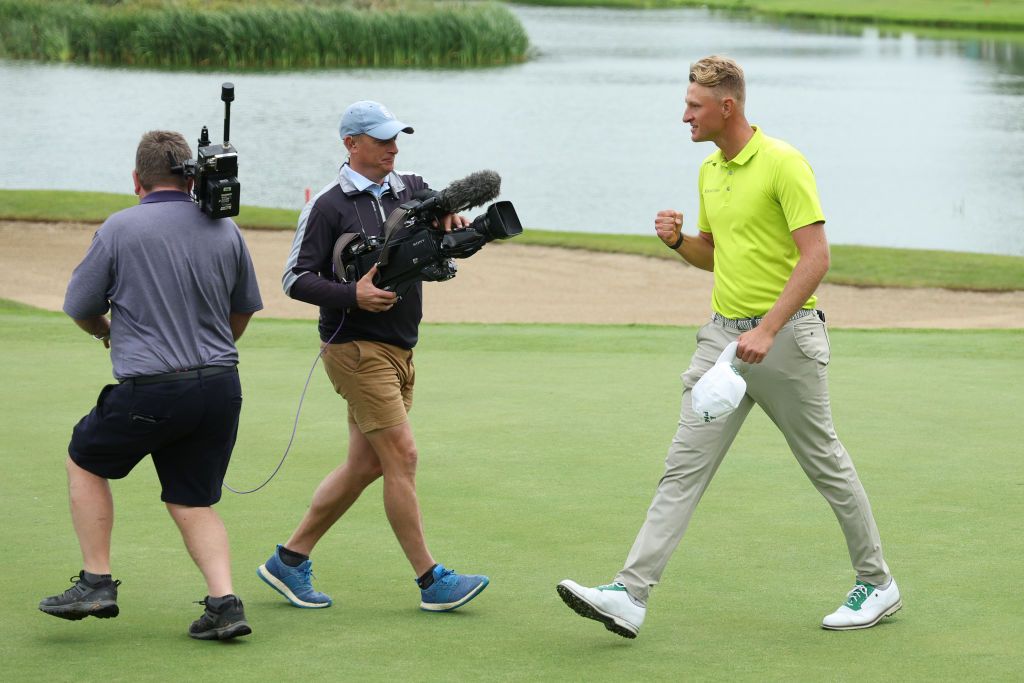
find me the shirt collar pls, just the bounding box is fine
[341,164,390,198]
[140,190,193,204]
[722,125,763,167]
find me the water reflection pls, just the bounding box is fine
[750,12,1024,71]
[0,5,1022,255]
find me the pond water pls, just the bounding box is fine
[1,5,1022,255]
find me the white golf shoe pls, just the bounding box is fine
[556,580,646,639]
[822,578,902,630]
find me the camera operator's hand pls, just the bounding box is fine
[356,265,398,312]
[434,213,470,233]
[655,209,684,246]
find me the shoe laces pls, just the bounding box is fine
[194,596,240,612]
[596,582,625,592]
[844,582,870,608]
[59,575,119,599]
[57,575,90,599]
[293,563,320,588]
[435,567,457,585]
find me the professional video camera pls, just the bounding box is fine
[333,170,523,297]
[170,83,240,218]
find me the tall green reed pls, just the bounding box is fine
[0,0,529,69]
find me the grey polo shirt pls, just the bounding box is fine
[64,191,263,380]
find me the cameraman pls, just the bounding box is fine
[39,131,263,640]
[261,100,489,612]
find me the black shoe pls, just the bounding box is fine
[39,571,121,621]
[189,594,252,641]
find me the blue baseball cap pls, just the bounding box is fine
[339,100,414,140]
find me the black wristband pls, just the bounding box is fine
[667,233,684,250]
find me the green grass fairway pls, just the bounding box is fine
[2,302,1022,680]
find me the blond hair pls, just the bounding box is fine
[135,130,191,191]
[689,55,745,107]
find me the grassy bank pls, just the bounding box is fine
[3,189,1023,292]
[0,0,529,69]
[511,0,1024,32]
[514,228,1024,291]
[0,190,300,233]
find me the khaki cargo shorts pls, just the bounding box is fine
[322,340,414,433]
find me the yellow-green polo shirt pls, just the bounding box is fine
[697,126,825,319]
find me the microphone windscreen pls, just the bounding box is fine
[437,170,501,213]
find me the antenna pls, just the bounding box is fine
[221,82,234,146]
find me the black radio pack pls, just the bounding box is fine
[171,83,240,218]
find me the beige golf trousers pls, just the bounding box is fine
[615,312,890,602]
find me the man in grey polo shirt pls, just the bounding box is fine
[39,130,263,641]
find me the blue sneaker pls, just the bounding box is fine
[419,564,489,612]
[257,545,333,608]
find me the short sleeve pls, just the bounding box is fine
[697,163,711,233]
[231,230,264,314]
[773,153,825,231]
[63,231,113,319]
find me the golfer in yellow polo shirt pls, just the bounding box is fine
[557,55,900,637]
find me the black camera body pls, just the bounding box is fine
[333,172,522,297]
[193,128,239,218]
[172,83,240,218]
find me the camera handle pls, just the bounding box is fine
[330,203,409,284]
[380,206,411,249]
[332,234,360,282]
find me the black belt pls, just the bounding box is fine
[713,309,823,331]
[121,365,237,386]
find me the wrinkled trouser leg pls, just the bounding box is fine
[745,315,889,586]
[615,322,754,602]
[616,317,890,603]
